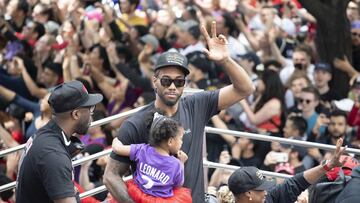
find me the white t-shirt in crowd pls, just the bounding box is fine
[179,41,205,56]
[279,59,315,85]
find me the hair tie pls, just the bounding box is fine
[151,112,167,130]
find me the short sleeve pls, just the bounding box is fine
[38,152,76,200]
[110,120,141,163]
[129,144,143,161]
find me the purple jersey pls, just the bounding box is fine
[130,143,184,197]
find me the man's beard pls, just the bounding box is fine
[158,92,181,107]
[331,131,345,138]
[75,118,91,135]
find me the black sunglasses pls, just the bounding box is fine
[159,77,186,88]
[299,99,312,104]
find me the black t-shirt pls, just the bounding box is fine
[240,156,262,168]
[16,120,79,203]
[320,90,341,103]
[110,90,220,203]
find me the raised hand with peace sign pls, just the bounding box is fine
[200,21,230,63]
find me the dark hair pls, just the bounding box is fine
[44,61,62,76]
[17,0,29,14]
[285,71,311,89]
[140,92,155,104]
[129,0,140,7]
[90,44,111,73]
[288,116,307,136]
[330,110,348,120]
[255,69,285,113]
[222,12,240,38]
[154,69,160,78]
[133,25,149,37]
[294,44,313,59]
[116,45,133,63]
[35,3,54,20]
[263,59,282,71]
[33,21,45,40]
[147,110,182,147]
[301,86,320,101]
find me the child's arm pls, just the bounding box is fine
[112,138,131,156]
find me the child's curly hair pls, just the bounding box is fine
[146,109,182,147]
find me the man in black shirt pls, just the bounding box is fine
[16,80,103,203]
[313,63,341,105]
[103,22,254,203]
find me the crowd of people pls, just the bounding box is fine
[0,0,360,202]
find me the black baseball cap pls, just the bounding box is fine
[237,52,261,67]
[314,62,332,73]
[48,80,103,113]
[154,52,190,75]
[228,166,275,195]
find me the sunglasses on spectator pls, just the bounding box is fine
[352,32,360,37]
[158,77,186,88]
[299,99,312,104]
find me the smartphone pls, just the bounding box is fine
[272,152,289,163]
[223,144,229,152]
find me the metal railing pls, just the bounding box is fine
[0,107,145,158]
[205,127,360,155]
[0,144,26,158]
[0,152,292,193]
[1,106,360,192]
[79,175,133,199]
[2,107,360,158]
[79,160,292,199]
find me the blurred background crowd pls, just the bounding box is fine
[1,0,360,202]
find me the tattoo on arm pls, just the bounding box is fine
[104,157,134,203]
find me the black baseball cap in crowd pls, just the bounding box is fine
[228,166,275,195]
[154,52,190,76]
[48,80,103,113]
[186,51,211,73]
[237,52,261,67]
[314,62,332,73]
